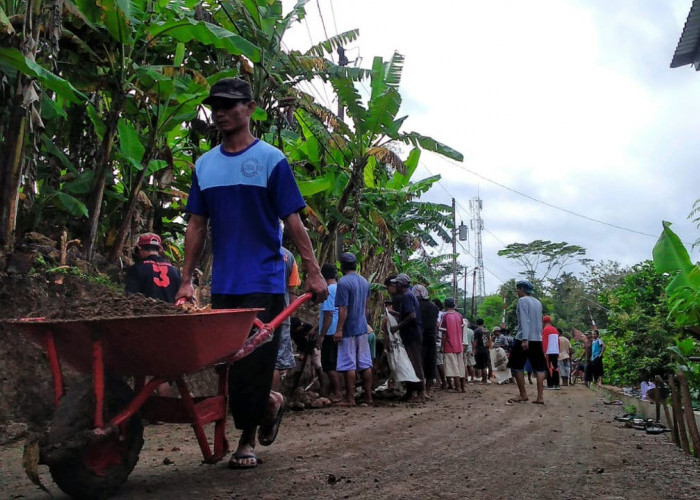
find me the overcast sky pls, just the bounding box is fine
[284,0,700,294]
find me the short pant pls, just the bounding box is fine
[436,351,444,366]
[444,352,465,378]
[368,331,376,359]
[474,348,489,370]
[336,333,372,372]
[463,351,476,367]
[275,323,296,370]
[559,358,571,378]
[507,339,547,373]
[321,335,338,372]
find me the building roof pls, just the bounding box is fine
[671,0,700,69]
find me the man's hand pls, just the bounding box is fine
[333,331,342,343]
[305,270,329,303]
[522,340,529,350]
[175,282,195,306]
[390,325,399,333]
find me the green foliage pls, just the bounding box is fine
[602,261,675,385]
[668,338,700,400]
[653,221,700,334]
[652,220,700,398]
[548,272,588,333]
[478,295,505,328]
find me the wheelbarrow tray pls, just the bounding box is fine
[7,309,261,378]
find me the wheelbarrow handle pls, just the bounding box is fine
[228,292,313,363]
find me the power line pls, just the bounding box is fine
[315,0,331,42]
[485,227,507,246]
[456,240,505,284]
[419,159,510,290]
[329,0,339,36]
[437,157,659,239]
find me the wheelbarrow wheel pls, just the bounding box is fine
[44,378,144,500]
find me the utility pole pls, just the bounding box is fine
[470,196,486,300]
[463,266,468,315]
[452,198,457,303]
[470,268,477,319]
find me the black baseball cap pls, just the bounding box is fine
[202,78,253,105]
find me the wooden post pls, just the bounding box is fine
[669,374,689,454]
[657,375,677,446]
[677,371,700,458]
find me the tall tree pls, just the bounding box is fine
[497,240,589,288]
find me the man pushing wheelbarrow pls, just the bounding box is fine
[175,77,328,469]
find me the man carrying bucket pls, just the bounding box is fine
[175,78,327,469]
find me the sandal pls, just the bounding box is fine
[228,452,258,469]
[629,418,654,430]
[645,422,671,435]
[258,396,286,446]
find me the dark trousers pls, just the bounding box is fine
[212,293,284,430]
[403,335,425,393]
[421,334,437,381]
[546,354,560,387]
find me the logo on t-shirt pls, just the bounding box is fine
[241,158,260,178]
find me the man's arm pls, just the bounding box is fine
[284,212,327,302]
[335,306,348,343]
[175,214,208,302]
[317,309,333,348]
[517,299,531,349]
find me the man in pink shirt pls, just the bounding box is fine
[439,298,466,392]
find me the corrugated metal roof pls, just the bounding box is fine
[671,0,700,68]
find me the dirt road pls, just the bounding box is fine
[2,383,699,499]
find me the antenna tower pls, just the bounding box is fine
[469,196,486,299]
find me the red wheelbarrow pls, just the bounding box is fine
[5,293,312,499]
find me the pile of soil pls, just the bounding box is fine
[1,273,183,321]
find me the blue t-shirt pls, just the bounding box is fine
[335,272,370,337]
[319,283,338,335]
[591,338,604,360]
[396,291,422,343]
[186,140,306,294]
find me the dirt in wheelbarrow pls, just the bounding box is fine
[3,383,700,499]
[0,270,200,436]
[0,272,193,321]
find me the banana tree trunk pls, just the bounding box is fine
[318,158,366,264]
[84,95,125,261]
[0,89,28,251]
[107,142,157,262]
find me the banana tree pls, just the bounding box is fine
[279,95,456,284]
[653,221,700,338]
[307,51,463,265]
[0,0,86,250]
